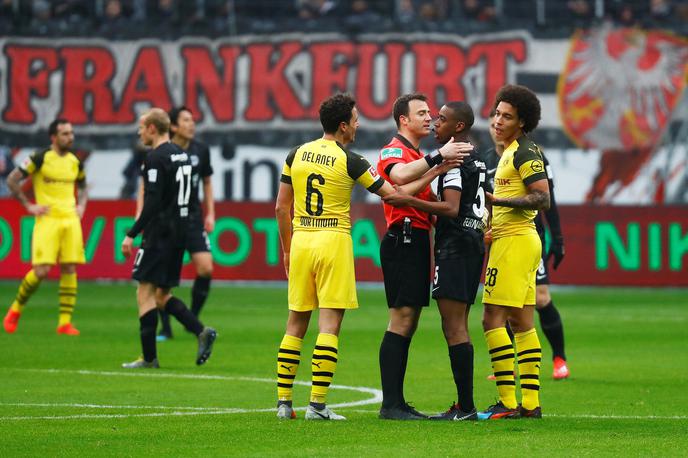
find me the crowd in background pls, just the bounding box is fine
[1,0,686,37]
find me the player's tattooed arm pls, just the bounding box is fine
[488,178,550,210]
[7,168,48,215]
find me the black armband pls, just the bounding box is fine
[424,149,443,167]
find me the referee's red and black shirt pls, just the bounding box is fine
[377,134,433,231]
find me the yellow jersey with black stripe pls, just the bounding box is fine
[280,138,384,233]
[491,136,547,238]
[19,148,86,218]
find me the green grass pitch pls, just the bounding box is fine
[1,281,687,456]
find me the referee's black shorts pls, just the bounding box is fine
[380,226,430,308]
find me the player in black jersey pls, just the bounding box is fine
[121,108,216,369]
[483,111,569,380]
[384,101,487,420]
[150,106,215,341]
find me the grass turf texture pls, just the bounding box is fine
[1,282,686,456]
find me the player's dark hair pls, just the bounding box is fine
[493,84,541,133]
[319,93,356,134]
[445,101,475,130]
[168,106,192,127]
[143,108,171,135]
[48,118,70,138]
[393,93,427,128]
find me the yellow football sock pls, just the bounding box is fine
[310,333,339,405]
[11,270,42,314]
[277,334,303,402]
[485,327,517,409]
[515,328,542,411]
[58,273,77,327]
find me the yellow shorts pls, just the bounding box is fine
[481,232,541,308]
[288,230,358,312]
[32,215,85,265]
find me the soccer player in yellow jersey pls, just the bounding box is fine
[274,93,398,420]
[477,85,550,420]
[3,119,87,335]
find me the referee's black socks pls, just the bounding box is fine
[379,331,411,408]
[448,342,475,412]
[191,276,211,317]
[139,309,158,363]
[537,301,566,360]
[164,296,204,336]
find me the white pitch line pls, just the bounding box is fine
[1,410,246,421]
[0,402,235,411]
[0,368,382,420]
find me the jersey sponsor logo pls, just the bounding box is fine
[42,176,73,184]
[380,147,403,159]
[496,178,511,186]
[299,216,339,228]
[170,153,189,162]
[147,169,158,182]
[530,160,544,173]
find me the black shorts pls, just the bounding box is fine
[132,242,185,289]
[535,253,549,285]
[432,253,484,305]
[185,217,211,254]
[535,230,549,285]
[380,227,430,308]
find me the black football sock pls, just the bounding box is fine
[164,296,204,336]
[537,301,566,360]
[139,309,158,363]
[379,331,410,408]
[191,276,211,317]
[448,342,475,411]
[158,309,172,336]
[398,333,412,405]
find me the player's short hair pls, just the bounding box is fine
[319,93,356,134]
[168,106,192,127]
[393,93,428,128]
[493,84,541,133]
[445,101,474,130]
[143,108,170,135]
[48,118,70,138]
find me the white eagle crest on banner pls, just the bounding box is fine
[558,25,688,150]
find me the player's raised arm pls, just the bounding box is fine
[388,139,472,185]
